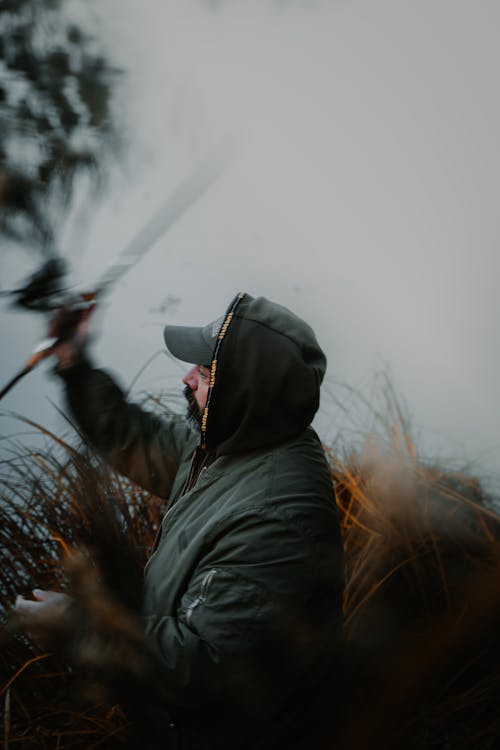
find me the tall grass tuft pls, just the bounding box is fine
[330,395,500,749]
[1,387,500,748]
[0,419,166,748]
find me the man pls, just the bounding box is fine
[17,292,345,749]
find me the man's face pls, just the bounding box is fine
[183,365,210,417]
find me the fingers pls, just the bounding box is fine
[80,302,97,324]
[14,594,53,647]
[48,306,83,340]
[14,590,74,647]
[14,594,46,616]
[49,302,96,368]
[15,590,72,614]
[15,591,50,614]
[32,588,56,602]
[48,301,96,346]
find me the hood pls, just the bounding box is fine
[201,293,327,455]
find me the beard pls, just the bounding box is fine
[184,385,202,428]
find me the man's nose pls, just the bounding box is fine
[183,366,198,389]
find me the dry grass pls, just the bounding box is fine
[0,420,165,748]
[1,388,500,749]
[329,394,500,750]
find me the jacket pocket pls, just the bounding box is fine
[185,568,218,626]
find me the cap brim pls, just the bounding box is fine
[163,325,214,365]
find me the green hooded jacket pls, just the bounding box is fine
[57,293,345,750]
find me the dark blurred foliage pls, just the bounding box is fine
[0,0,121,253]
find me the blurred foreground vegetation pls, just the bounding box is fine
[1,391,500,749]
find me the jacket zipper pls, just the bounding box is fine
[185,568,218,626]
[179,449,210,497]
[144,462,210,572]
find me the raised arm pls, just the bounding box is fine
[48,305,194,497]
[55,359,195,497]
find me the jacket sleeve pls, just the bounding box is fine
[55,359,195,497]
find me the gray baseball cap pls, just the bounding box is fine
[163,314,224,365]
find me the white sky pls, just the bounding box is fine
[1,0,500,484]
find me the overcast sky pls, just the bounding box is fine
[1,0,500,484]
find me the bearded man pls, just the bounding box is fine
[16,292,345,750]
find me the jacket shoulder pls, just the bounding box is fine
[209,428,339,546]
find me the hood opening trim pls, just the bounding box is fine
[201,292,245,450]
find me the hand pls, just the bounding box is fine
[48,301,96,368]
[14,589,74,645]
